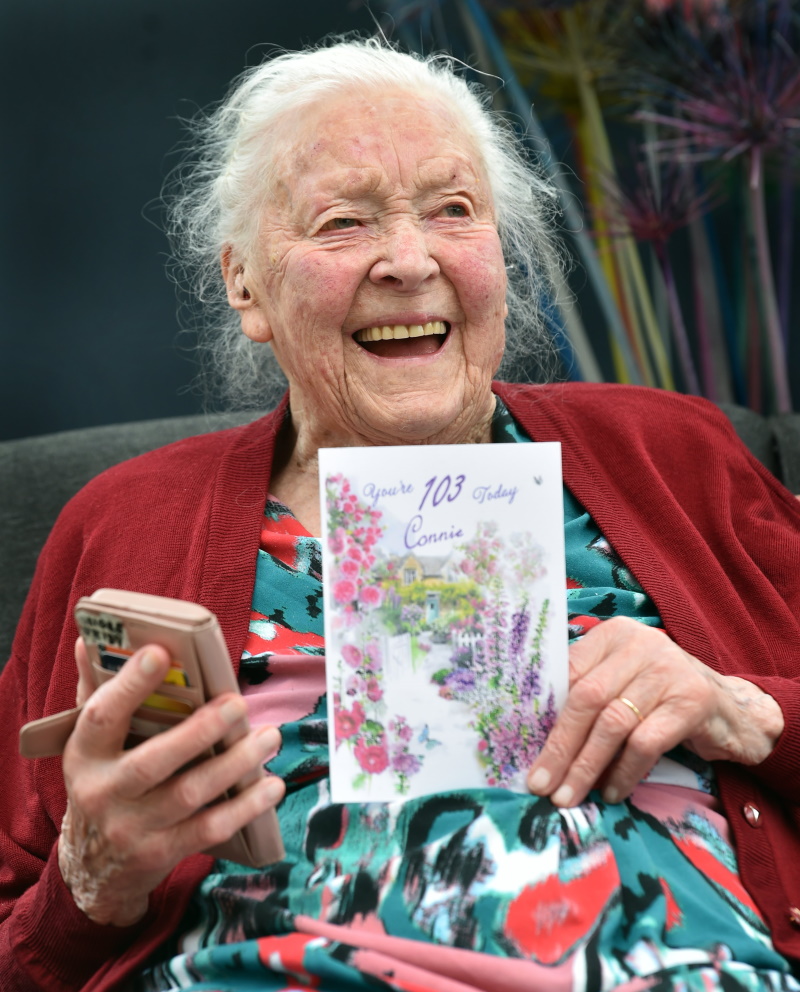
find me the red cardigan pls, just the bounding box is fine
[2,383,799,992]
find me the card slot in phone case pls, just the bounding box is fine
[131,704,191,730]
[90,660,203,710]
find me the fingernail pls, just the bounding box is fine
[552,784,574,807]
[220,697,246,725]
[139,650,160,675]
[528,767,551,793]
[262,776,283,802]
[258,726,280,751]
[603,786,619,804]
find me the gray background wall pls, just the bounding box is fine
[0,0,377,442]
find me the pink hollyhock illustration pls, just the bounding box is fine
[354,736,389,774]
[341,644,363,668]
[335,701,365,743]
[359,585,383,608]
[365,640,382,667]
[339,557,360,578]
[325,474,427,792]
[333,579,357,604]
[329,527,347,555]
[397,721,413,742]
[345,674,367,697]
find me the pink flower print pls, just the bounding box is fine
[333,579,357,604]
[346,674,367,697]
[366,678,383,702]
[347,546,364,562]
[398,722,413,742]
[341,644,363,668]
[391,752,421,775]
[339,558,360,578]
[335,701,365,742]
[359,585,383,608]
[329,527,347,555]
[354,736,389,774]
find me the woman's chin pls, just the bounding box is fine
[346,385,492,447]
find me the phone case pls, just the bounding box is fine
[19,589,284,868]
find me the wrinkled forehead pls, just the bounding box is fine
[266,86,493,219]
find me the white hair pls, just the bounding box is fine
[165,36,564,409]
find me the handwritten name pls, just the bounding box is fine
[472,483,519,506]
[363,479,413,509]
[404,515,464,550]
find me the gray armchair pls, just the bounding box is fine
[2,402,799,669]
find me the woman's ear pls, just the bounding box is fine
[221,246,273,342]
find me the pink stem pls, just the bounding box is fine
[655,243,702,396]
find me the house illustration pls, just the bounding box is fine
[397,553,461,586]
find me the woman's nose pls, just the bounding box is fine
[369,224,440,290]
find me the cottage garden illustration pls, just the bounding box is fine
[325,473,558,797]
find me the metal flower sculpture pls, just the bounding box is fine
[637,0,799,410]
[599,158,722,396]
[497,0,675,390]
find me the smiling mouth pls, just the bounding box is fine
[353,321,449,358]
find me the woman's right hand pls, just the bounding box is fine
[59,640,284,927]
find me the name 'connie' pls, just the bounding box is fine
[404,514,464,550]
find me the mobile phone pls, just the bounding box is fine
[19,589,284,868]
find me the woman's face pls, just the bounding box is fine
[232,88,507,447]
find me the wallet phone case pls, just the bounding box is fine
[19,589,284,868]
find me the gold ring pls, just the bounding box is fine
[618,696,644,723]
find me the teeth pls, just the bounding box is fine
[354,321,447,343]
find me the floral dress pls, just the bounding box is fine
[133,402,799,992]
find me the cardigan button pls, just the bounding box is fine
[789,907,800,928]
[742,803,762,828]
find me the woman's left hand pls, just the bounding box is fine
[527,617,784,807]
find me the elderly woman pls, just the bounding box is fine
[1,39,799,992]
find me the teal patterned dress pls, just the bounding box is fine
[133,401,798,992]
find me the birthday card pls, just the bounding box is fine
[318,443,567,802]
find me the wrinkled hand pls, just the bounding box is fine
[527,617,784,808]
[59,640,284,927]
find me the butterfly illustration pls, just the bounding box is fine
[418,724,443,750]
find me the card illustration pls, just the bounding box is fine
[319,444,568,802]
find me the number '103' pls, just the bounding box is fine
[418,474,466,511]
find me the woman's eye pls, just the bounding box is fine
[442,203,468,218]
[320,217,360,231]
